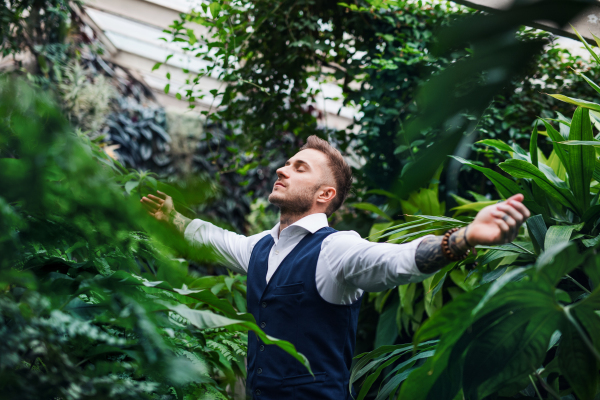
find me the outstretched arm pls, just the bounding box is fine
[415,193,530,274]
[140,190,191,236]
[140,190,268,274]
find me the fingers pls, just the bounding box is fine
[497,203,524,225]
[506,193,524,203]
[491,210,514,242]
[147,194,165,205]
[141,196,161,212]
[507,199,531,219]
[156,190,168,199]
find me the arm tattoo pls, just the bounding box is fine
[169,210,192,236]
[415,226,470,274]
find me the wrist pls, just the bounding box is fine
[464,224,477,247]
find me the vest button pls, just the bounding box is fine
[257,368,263,374]
[259,345,265,351]
[260,322,266,328]
[261,302,267,308]
[255,389,261,396]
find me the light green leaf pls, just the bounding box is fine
[165,303,312,373]
[530,122,539,168]
[125,180,139,194]
[544,225,574,250]
[349,202,391,221]
[547,94,600,112]
[566,107,595,212]
[477,139,513,154]
[209,2,221,18]
[499,159,579,214]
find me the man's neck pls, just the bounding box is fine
[278,211,317,236]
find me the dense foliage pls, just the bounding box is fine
[4,0,600,399]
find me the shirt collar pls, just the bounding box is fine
[270,213,329,243]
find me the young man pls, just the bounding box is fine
[141,136,530,399]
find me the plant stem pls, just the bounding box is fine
[565,274,591,294]
[528,375,544,400]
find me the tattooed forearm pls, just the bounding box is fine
[169,210,192,236]
[415,226,470,274]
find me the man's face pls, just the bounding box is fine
[268,149,333,215]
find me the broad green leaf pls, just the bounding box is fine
[558,315,599,400]
[535,242,582,286]
[209,2,221,18]
[499,159,579,214]
[545,149,567,181]
[464,309,561,399]
[526,214,547,253]
[451,156,521,199]
[476,139,513,154]
[542,120,570,175]
[566,107,595,212]
[349,202,391,221]
[544,225,574,250]
[375,297,399,348]
[165,303,312,373]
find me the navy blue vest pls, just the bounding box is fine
[246,227,362,399]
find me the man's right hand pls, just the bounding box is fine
[141,190,174,224]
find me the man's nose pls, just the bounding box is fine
[276,166,290,179]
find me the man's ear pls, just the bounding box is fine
[317,186,336,205]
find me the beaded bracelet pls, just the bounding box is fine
[441,227,472,261]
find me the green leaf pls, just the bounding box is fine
[164,84,170,94]
[526,214,547,254]
[152,62,162,71]
[477,139,514,154]
[165,303,313,374]
[542,120,570,174]
[558,315,599,400]
[451,156,521,199]
[547,94,600,113]
[571,24,600,64]
[463,308,561,399]
[499,159,580,214]
[530,123,539,168]
[544,225,574,250]
[209,2,221,18]
[566,107,595,212]
[124,180,139,194]
[348,202,391,221]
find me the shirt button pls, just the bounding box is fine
[259,345,265,351]
[275,250,279,255]
[257,368,263,374]
[260,322,266,328]
[261,302,267,308]
[255,389,261,396]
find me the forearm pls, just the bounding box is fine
[415,226,470,274]
[169,210,192,236]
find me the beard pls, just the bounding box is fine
[268,183,320,216]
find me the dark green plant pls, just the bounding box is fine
[351,28,600,399]
[0,77,310,399]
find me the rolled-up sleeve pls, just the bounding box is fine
[323,231,436,292]
[184,219,269,274]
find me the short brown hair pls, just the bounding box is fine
[300,135,353,216]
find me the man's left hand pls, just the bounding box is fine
[467,194,531,246]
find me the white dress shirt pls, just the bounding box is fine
[184,213,434,305]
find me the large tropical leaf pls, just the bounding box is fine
[451,156,521,199]
[566,107,595,212]
[499,159,580,214]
